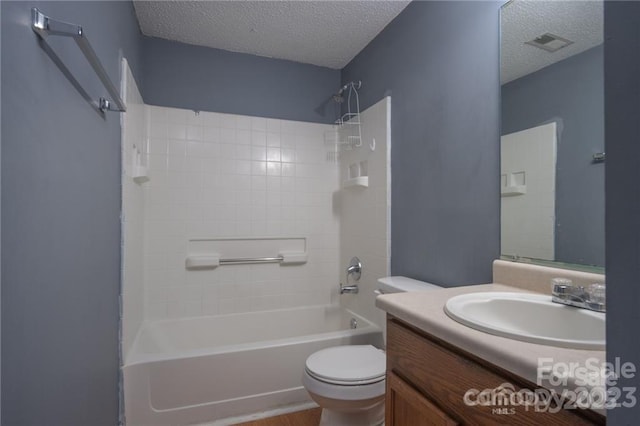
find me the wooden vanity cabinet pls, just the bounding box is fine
[385,317,605,426]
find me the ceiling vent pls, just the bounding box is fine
[525,33,574,52]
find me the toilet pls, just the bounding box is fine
[302,276,441,426]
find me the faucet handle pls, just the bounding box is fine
[551,277,573,295]
[587,283,606,304]
[346,257,362,282]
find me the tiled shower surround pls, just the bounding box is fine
[143,106,341,320]
[339,97,391,330]
[121,61,147,356]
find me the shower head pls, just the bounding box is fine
[331,83,349,103]
[331,80,362,103]
[331,80,362,104]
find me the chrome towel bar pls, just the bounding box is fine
[31,8,126,115]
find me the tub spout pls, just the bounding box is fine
[339,283,359,294]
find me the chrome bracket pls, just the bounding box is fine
[31,8,126,116]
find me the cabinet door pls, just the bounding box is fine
[386,371,459,426]
[387,318,605,425]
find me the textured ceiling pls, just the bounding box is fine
[133,1,411,69]
[501,0,603,84]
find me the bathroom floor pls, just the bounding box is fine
[236,408,322,426]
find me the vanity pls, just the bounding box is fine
[376,261,607,425]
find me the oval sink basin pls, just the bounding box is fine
[444,292,605,350]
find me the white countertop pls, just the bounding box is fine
[376,283,607,415]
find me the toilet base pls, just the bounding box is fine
[314,395,385,426]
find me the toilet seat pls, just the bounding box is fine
[305,345,386,386]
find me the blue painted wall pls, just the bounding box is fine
[604,2,640,423]
[141,36,341,124]
[1,1,142,424]
[502,46,604,267]
[342,1,501,286]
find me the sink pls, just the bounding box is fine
[444,292,605,350]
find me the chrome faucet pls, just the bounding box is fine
[551,279,606,313]
[340,257,362,294]
[339,283,359,294]
[346,256,362,282]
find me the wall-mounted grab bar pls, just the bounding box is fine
[31,8,126,115]
[185,252,308,269]
[220,256,284,265]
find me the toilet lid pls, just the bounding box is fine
[305,345,386,385]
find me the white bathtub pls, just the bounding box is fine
[123,305,383,425]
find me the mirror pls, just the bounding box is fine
[500,0,604,271]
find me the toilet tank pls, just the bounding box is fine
[377,276,442,294]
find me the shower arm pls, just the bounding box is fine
[336,80,362,97]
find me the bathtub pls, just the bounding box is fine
[123,305,383,425]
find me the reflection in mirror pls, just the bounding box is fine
[500,0,604,270]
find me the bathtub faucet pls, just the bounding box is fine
[340,282,359,294]
[341,257,362,294]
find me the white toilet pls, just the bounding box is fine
[302,276,441,426]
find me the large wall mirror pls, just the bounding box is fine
[500,0,604,271]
